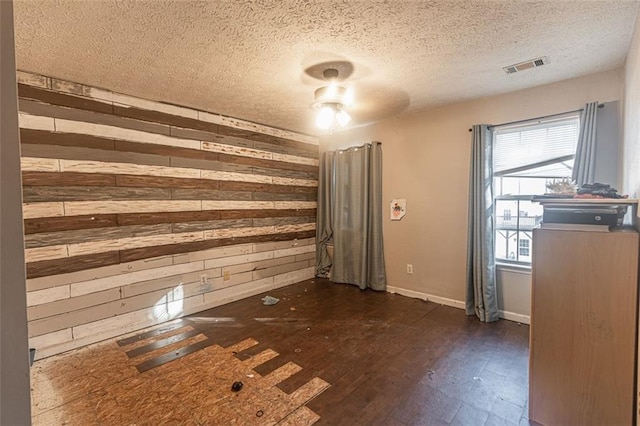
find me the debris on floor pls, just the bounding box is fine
[290,307,296,311]
[231,381,244,392]
[261,295,280,305]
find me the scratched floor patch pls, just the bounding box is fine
[31,322,330,425]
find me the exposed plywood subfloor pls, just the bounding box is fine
[30,321,330,425]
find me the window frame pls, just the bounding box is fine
[491,113,581,268]
[494,194,538,266]
[518,237,530,257]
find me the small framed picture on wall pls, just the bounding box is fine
[390,199,406,220]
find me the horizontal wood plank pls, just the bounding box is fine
[170,188,253,201]
[171,126,253,148]
[115,209,315,226]
[113,103,219,133]
[168,156,253,174]
[19,98,172,136]
[26,251,121,279]
[219,209,317,219]
[115,174,219,190]
[21,143,171,167]
[25,223,173,249]
[66,231,205,258]
[58,159,201,179]
[253,166,317,181]
[23,202,65,219]
[216,124,318,155]
[217,152,317,173]
[114,139,219,162]
[22,171,116,187]
[251,191,316,201]
[119,230,316,263]
[116,211,221,226]
[18,83,114,115]
[53,118,201,150]
[21,157,59,172]
[23,186,172,202]
[61,200,202,216]
[253,216,316,227]
[27,288,121,321]
[20,128,116,151]
[171,218,253,233]
[24,214,118,235]
[17,71,48,88]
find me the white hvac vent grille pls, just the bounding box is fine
[503,56,549,74]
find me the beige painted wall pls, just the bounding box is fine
[321,68,623,318]
[623,12,640,207]
[1,1,31,422]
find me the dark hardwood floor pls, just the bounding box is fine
[186,278,531,426]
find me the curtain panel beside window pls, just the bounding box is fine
[315,142,386,291]
[466,125,499,322]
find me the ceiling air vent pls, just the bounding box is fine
[503,56,549,74]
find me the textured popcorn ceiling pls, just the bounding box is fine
[13,0,640,136]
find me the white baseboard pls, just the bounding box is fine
[387,285,531,324]
[386,286,465,309]
[498,310,530,325]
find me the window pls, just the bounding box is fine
[493,114,580,265]
[518,239,530,257]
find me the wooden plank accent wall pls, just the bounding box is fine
[17,71,318,359]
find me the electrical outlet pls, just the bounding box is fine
[406,264,413,274]
[200,274,208,286]
[223,271,231,281]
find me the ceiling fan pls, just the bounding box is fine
[310,67,354,130]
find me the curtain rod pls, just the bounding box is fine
[467,104,604,132]
[328,141,382,153]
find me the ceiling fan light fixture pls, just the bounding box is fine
[314,102,351,130]
[312,68,353,130]
[314,84,347,104]
[322,68,339,81]
[335,107,351,127]
[316,105,337,130]
[342,88,354,107]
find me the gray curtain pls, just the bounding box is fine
[572,102,599,186]
[466,125,499,322]
[315,151,334,278]
[315,142,386,291]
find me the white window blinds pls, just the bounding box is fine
[493,115,580,177]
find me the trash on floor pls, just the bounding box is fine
[261,295,280,305]
[231,381,244,392]
[290,307,296,311]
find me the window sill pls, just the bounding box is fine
[496,262,531,274]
